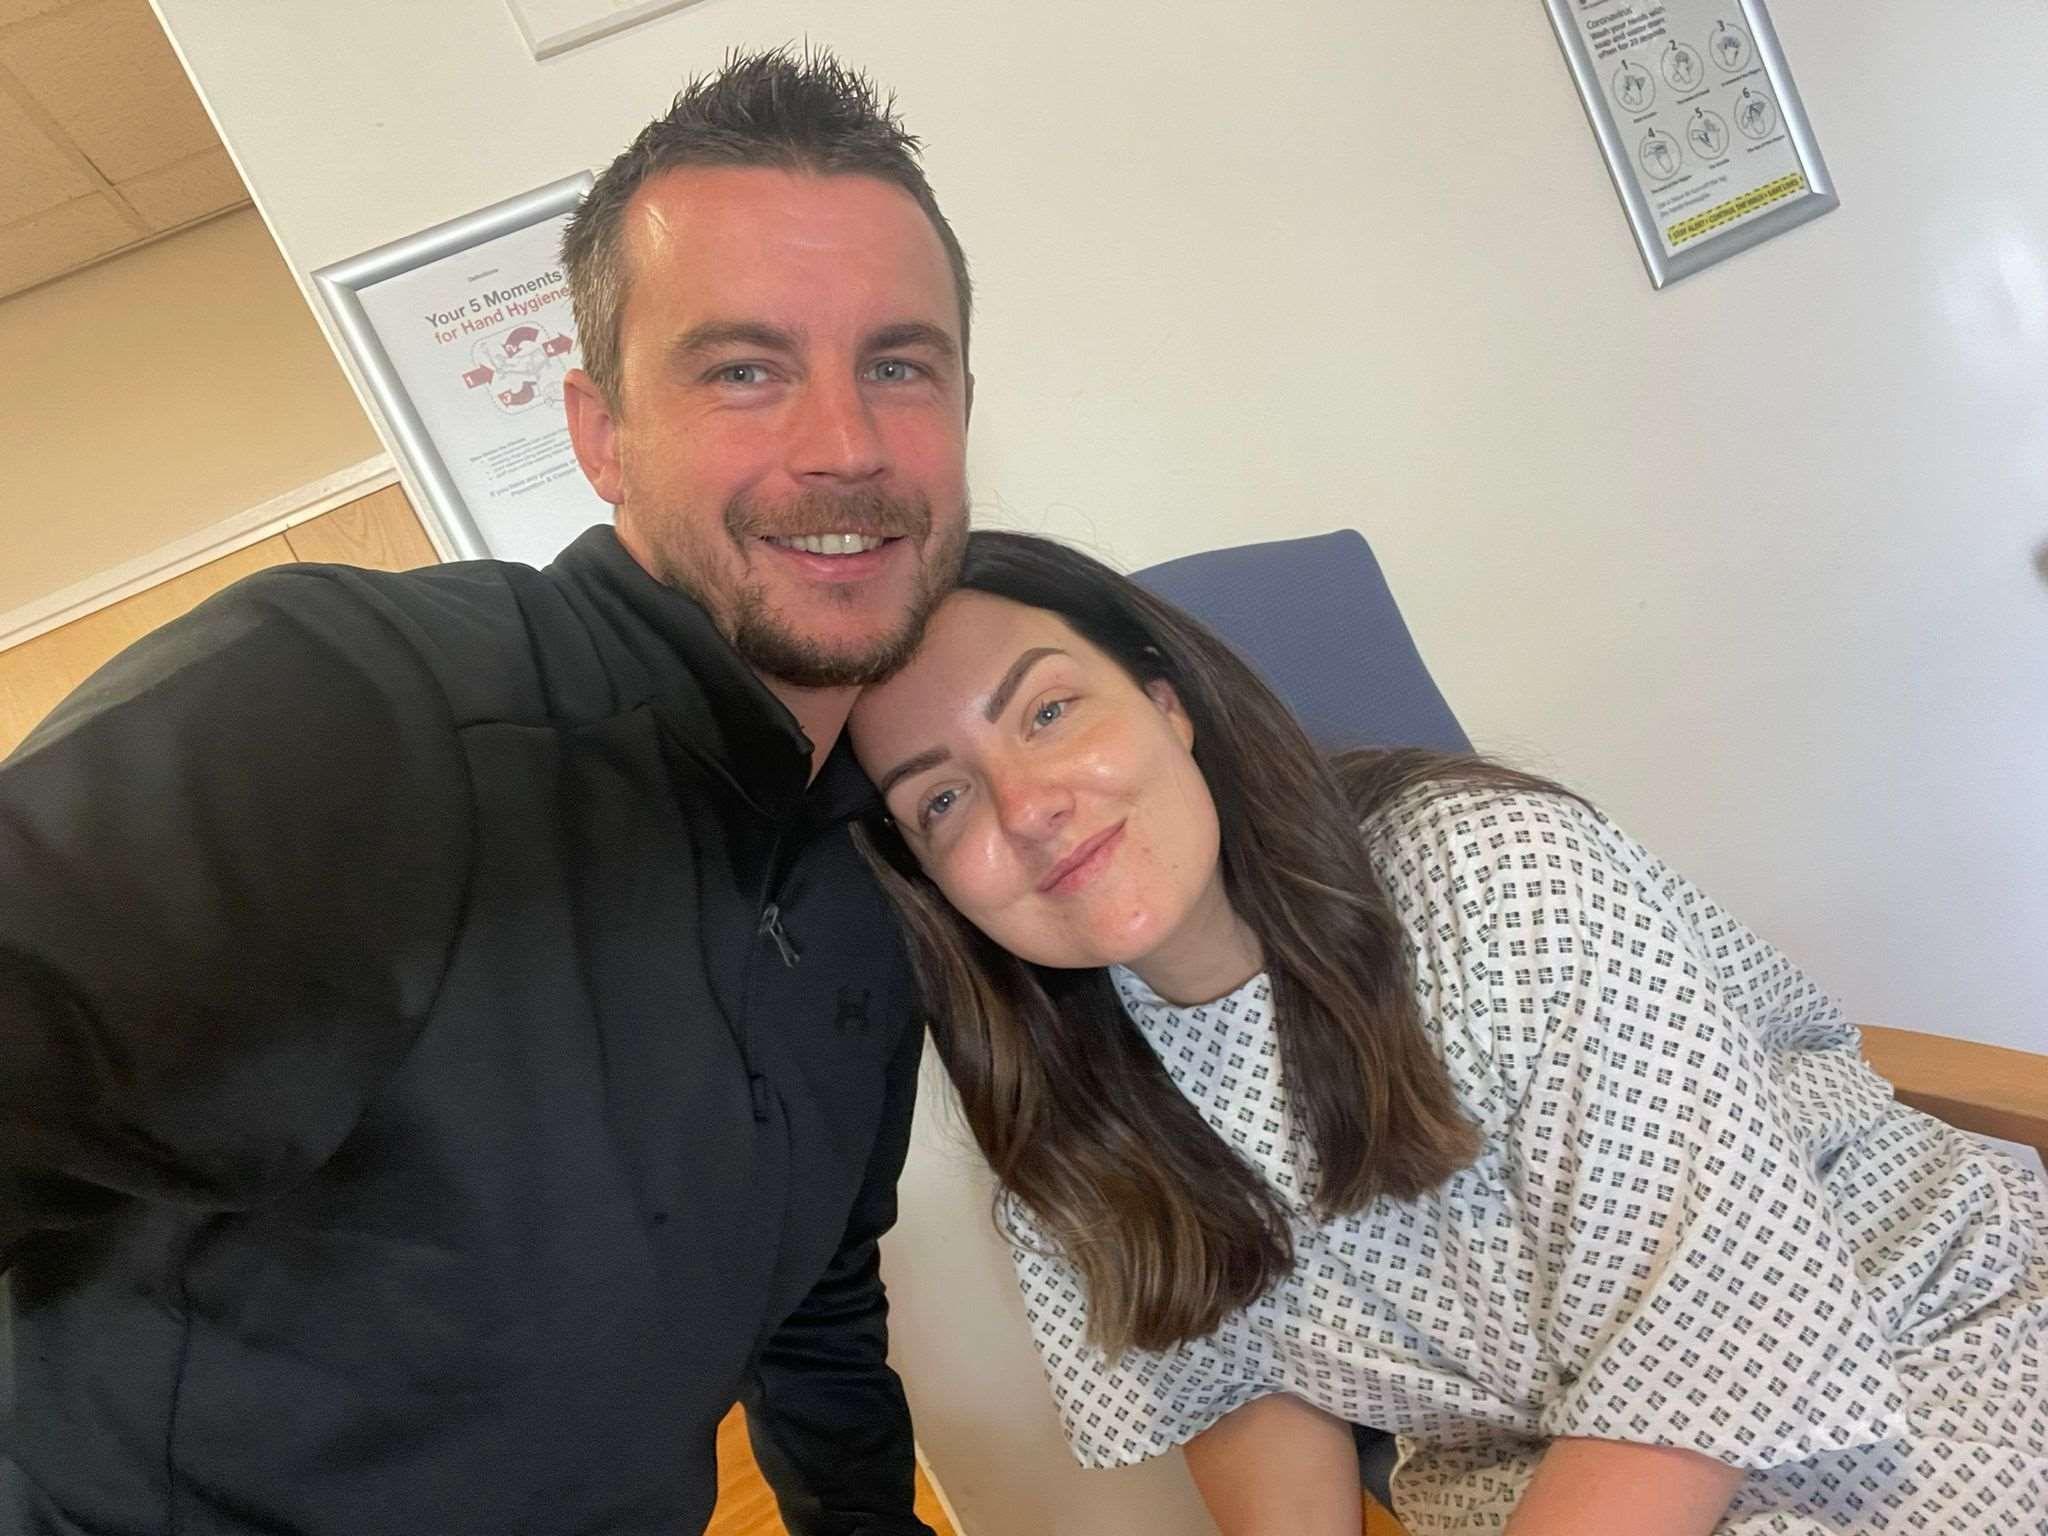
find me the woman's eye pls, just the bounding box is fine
[919,787,958,827]
[1029,699,1068,732]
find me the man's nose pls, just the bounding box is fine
[788,372,886,484]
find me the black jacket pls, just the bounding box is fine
[0,527,934,1536]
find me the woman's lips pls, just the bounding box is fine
[1039,822,1126,894]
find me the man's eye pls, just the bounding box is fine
[868,359,922,383]
[919,787,958,827]
[713,363,768,385]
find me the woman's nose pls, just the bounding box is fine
[988,764,1071,842]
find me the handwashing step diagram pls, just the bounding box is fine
[1687,108,1729,160]
[1548,0,1834,281]
[1736,87,1778,140]
[1570,1,1809,252]
[460,322,576,415]
[1614,19,1776,186]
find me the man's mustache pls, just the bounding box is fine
[726,488,933,543]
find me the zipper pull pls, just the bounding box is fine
[758,903,799,968]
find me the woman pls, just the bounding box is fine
[847,531,2047,1535]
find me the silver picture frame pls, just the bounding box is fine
[1544,0,1837,288]
[505,0,706,61]
[313,172,595,562]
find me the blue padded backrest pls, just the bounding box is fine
[1133,529,1469,754]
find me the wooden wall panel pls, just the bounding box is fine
[0,533,295,756]
[283,483,439,570]
[0,484,432,758]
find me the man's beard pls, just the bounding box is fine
[714,485,968,689]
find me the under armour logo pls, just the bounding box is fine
[833,987,872,1035]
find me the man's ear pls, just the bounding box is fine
[1144,678,1195,752]
[563,368,625,506]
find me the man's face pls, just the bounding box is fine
[566,165,971,688]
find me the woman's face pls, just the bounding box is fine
[850,591,1251,997]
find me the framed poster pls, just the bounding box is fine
[1544,0,1837,287]
[505,0,705,60]
[313,173,602,566]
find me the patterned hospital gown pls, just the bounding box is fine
[1007,787,2048,1532]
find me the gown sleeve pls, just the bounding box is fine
[1462,792,1912,1468]
[1001,1193,1275,1469]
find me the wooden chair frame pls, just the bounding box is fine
[1860,1025,2048,1161]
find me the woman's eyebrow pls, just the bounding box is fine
[983,648,1067,723]
[873,648,1068,801]
[875,746,950,800]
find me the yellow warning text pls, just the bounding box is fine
[1667,173,1807,247]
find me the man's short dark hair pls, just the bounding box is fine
[562,45,972,409]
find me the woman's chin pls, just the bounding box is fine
[995,926,1165,976]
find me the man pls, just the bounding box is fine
[0,47,967,1536]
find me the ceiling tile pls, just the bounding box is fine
[0,192,131,295]
[118,144,246,231]
[0,83,95,224]
[0,0,217,182]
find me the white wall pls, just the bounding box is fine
[152,2,2048,1530]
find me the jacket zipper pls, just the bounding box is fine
[757,903,800,969]
[735,834,802,1122]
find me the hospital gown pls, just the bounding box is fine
[1007,787,2047,1532]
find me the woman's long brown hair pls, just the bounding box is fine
[853,531,1570,1354]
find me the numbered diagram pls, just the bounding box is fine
[1688,108,1730,160]
[1710,19,1753,73]
[462,322,576,415]
[1639,127,1683,182]
[1736,87,1779,139]
[1662,39,1705,91]
[1613,59,1655,113]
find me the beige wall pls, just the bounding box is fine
[0,206,381,616]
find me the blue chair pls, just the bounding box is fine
[1134,527,1455,1518]
[1135,529,1467,756]
[1137,536,2048,1183]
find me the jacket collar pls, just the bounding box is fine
[544,526,878,826]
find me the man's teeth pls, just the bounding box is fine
[771,533,887,556]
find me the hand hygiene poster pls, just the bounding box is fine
[353,210,601,567]
[1569,0,1807,255]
